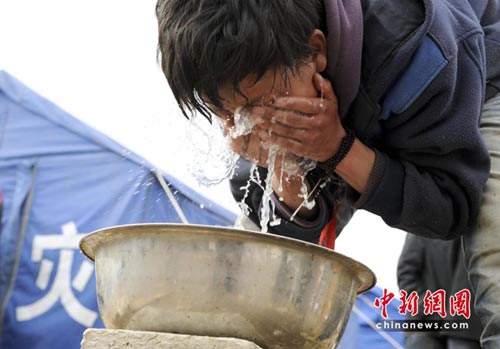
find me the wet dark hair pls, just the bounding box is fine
[156,0,324,121]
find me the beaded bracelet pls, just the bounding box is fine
[317,128,355,174]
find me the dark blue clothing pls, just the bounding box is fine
[230,0,499,242]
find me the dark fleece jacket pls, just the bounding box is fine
[230,0,498,243]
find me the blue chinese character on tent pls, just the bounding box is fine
[16,222,97,327]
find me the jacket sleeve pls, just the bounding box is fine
[352,33,491,239]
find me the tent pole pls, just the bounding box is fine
[0,165,37,333]
[352,304,405,349]
[154,171,189,224]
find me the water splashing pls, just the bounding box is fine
[188,105,318,233]
[229,106,257,139]
[186,116,239,186]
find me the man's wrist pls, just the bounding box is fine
[318,128,355,175]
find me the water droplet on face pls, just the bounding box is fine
[319,85,324,108]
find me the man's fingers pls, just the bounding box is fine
[258,132,306,158]
[271,97,322,115]
[245,131,265,163]
[257,107,318,129]
[269,75,338,115]
[258,122,309,142]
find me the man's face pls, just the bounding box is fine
[210,62,318,121]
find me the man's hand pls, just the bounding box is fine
[221,107,271,168]
[256,73,346,162]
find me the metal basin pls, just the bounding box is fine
[80,224,375,349]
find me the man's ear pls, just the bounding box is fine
[309,29,327,73]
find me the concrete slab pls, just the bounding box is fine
[81,329,264,349]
